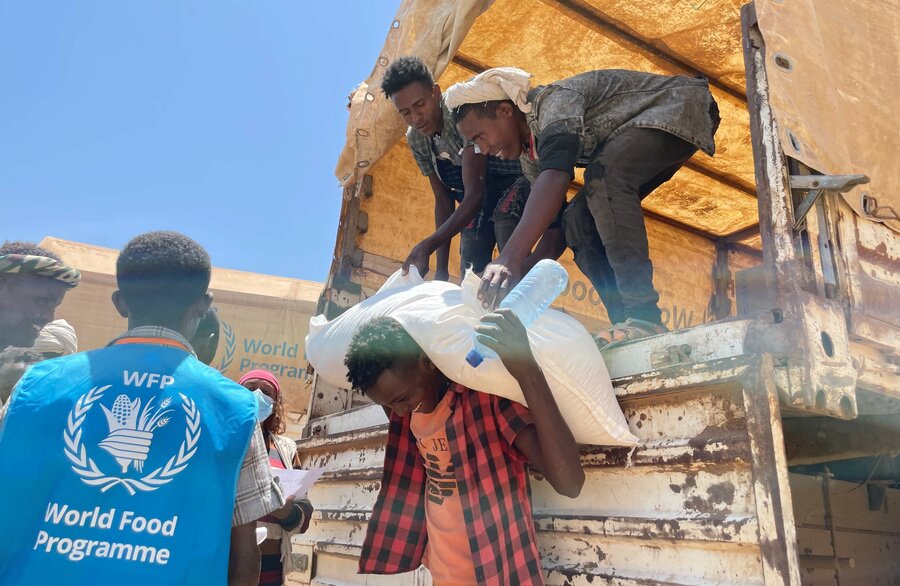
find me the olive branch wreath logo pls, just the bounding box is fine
[217,321,236,374]
[64,386,202,496]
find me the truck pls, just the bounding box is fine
[291,1,900,584]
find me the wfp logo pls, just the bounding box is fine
[99,395,173,473]
[216,321,236,374]
[64,386,202,495]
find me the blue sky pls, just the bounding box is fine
[0,1,395,282]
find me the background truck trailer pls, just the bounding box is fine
[39,237,322,424]
[292,1,900,584]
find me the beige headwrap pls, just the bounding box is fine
[31,319,78,355]
[444,67,534,113]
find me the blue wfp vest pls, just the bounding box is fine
[0,340,258,585]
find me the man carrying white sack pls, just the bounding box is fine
[445,67,720,346]
[347,312,584,585]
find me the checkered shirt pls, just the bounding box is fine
[359,384,544,585]
[232,425,284,526]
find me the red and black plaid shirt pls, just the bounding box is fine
[359,384,544,585]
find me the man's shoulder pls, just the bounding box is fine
[176,362,255,407]
[186,359,242,386]
[530,70,612,108]
[554,69,616,88]
[20,351,89,382]
[459,386,500,407]
[461,387,531,417]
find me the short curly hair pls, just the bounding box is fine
[0,241,61,262]
[344,317,422,394]
[380,56,434,98]
[116,231,211,323]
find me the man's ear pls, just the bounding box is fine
[433,83,443,100]
[180,292,213,339]
[188,292,213,321]
[111,290,129,318]
[497,101,516,118]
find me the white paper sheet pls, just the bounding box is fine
[272,466,327,500]
[255,527,268,544]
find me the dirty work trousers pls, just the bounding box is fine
[562,128,698,326]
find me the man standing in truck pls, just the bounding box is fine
[381,57,563,280]
[447,67,720,346]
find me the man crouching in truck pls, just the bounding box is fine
[346,311,584,586]
[446,67,720,347]
[381,56,564,281]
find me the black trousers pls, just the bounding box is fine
[458,173,521,274]
[562,128,698,326]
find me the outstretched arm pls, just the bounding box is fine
[475,309,584,498]
[404,175,456,280]
[404,147,488,280]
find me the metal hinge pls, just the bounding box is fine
[790,174,869,230]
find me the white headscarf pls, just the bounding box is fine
[31,319,78,355]
[444,67,534,113]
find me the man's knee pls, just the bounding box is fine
[561,194,596,250]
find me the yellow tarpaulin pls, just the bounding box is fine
[335,0,759,240]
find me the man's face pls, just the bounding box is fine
[456,103,523,160]
[390,82,444,136]
[0,275,68,347]
[366,358,441,417]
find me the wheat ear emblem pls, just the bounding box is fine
[98,394,173,473]
[65,388,201,495]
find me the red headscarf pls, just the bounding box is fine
[238,369,281,396]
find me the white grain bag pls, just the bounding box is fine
[306,268,637,446]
